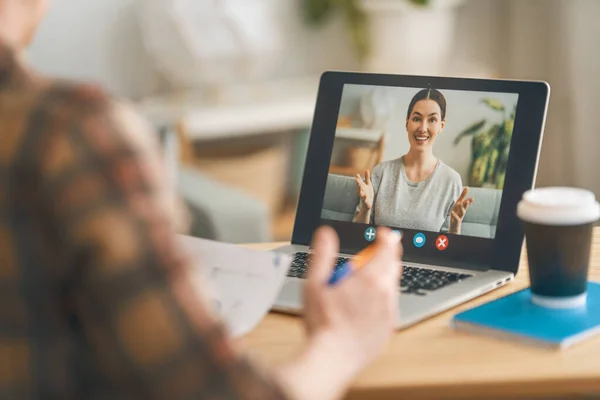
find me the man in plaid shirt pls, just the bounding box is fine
[0,1,402,399]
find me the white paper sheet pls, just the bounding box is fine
[176,235,292,337]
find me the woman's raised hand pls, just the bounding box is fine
[449,187,474,234]
[355,170,374,210]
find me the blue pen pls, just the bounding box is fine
[328,243,378,285]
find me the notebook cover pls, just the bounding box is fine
[452,281,600,349]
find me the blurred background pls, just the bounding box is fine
[25,0,600,244]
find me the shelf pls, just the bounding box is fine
[138,75,320,141]
[335,127,383,142]
[183,96,315,140]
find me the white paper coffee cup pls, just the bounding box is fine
[517,187,600,309]
[517,187,600,226]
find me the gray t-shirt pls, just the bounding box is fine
[356,156,463,232]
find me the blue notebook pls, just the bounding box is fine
[452,281,600,349]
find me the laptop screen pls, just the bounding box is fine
[320,84,519,248]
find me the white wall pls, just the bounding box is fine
[24,0,359,100]
[26,0,163,100]
[23,0,502,100]
[336,84,519,183]
[500,0,600,198]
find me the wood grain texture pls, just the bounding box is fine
[237,228,600,399]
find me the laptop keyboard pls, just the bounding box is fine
[288,252,473,296]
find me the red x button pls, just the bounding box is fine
[436,235,449,251]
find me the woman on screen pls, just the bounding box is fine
[352,88,474,234]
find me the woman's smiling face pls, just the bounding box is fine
[406,99,445,152]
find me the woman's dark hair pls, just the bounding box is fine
[406,88,447,121]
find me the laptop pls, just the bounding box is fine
[271,71,550,329]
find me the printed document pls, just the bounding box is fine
[177,235,292,337]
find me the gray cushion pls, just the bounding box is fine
[320,173,501,238]
[321,174,359,221]
[460,186,502,238]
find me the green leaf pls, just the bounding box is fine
[495,145,509,189]
[496,169,506,189]
[481,98,505,112]
[341,0,369,58]
[486,147,499,184]
[453,119,486,146]
[504,118,514,138]
[472,128,495,155]
[409,0,431,6]
[469,153,489,187]
[302,0,335,25]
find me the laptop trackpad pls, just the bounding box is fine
[275,280,304,309]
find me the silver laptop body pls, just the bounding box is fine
[269,71,549,330]
[271,244,514,329]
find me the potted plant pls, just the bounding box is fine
[301,0,467,75]
[453,98,516,189]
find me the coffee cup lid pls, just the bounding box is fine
[517,187,600,225]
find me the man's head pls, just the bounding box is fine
[0,0,48,49]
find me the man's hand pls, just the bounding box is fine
[449,187,474,234]
[275,226,402,400]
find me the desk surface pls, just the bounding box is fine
[237,227,600,400]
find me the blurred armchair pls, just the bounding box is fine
[158,127,271,244]
[177,166,271,244]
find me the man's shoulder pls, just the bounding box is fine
[42,79,115,115]
[40,80,150,139]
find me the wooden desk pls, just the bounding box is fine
[238,227,600,399]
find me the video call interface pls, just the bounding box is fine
[320,84,519,248]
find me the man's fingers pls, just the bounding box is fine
[307,226,339,285]
[357,228,402,278]
[365,169,372,185]
[451,211,460,221]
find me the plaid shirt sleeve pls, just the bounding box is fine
[35,84,289,399]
